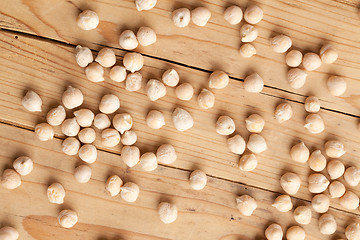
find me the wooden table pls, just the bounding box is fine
[0,0,360,239]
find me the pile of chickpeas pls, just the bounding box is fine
[1,0,359,239]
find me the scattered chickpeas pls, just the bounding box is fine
[0,226,19,240]
[344,166,360,186]
[74,164,92,183]
[293,206,312,225]
[35,123,54,141]
[215,115,235,135]
[73,109,94,127]
[62,137,80,155]
[244,73,263,93]
[327,159,345,180]
[287,68,307,89]
[13,156,33,176]
[189,170,207,190]
[240,24,258,42]
[265,223,283,240]
[308,150,326,172]
[78,128,96,144]
[328,180,345,198]
[1,169,21,189]
[120,182,139,202]
[135,0,157,11]
[123,52,144,73]
[22,90,42,112]
[327,76,347,96]
[110,66,127,82]
[280,172,301,195]
[197,89,215,109]
[320,44,338,64]
[47,183,65,204]
[302,53,321,71]
[345,223,360,240]
[61,118,80,137]
[121,130,137,145]
[62,86,83,109]
[304,96,320,113]
[308,173,329,193]
[274,102,293,123]
[286,50,303,67]
[93,113,111,130]
[146,79,167,101]
[227,134,246,154]
[113,113,133,134]
[247,134,267,153]
[157,144,177,164]
[270,34,292,53]
[95,48,116,68]
[209,71,229,89]
[137,26,157,46]
[224,5,243,25]
[325,140,345,158]
[191,7,211,27]
[58,209,78,228]
[312,194,330,213]
[236,195,257,216]
[77,10,99,30]
[239,153,257,171]
[119,30,138,50]
[75,45,93,67]
[78,144,97,164]
[272,194,293,212]
[175,83,194,100]
[125,72,143,92]
[140,152,158,171]
[146,110,165,129]
[286,226,305,240]
[121,146,140,167]
[105,175,123,197]
[339,191,359,210]
[244,5,263,24]
[172,108,194,131]
[290,142,309,163]
[162,69,180,87]
[240,43,256,58]
[158,202,177,224]
[85,62,104,83]
[172,8,191,28]
[318,213,337,235]
[304,113,325,134]
[99,94,120,114]
[101,128,120,147]
[47,105,66,126]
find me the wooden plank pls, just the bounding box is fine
[0,123,355,240]
[1,0,360,116]
[1,31,360,217]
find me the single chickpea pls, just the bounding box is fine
[304,96,320,113]
[244,73,263,93]
[157,144,177,164]
[320,44,338,64]
[73,109,94,127]
[244,5,263,24]
[74,164,92,183]
[61,118,80,137]
[286,50,303,67]
[99,94,120,114]
[119,30,138,50]
[312,194,330,213]
[304,113,325,134]
[121,130,137,146]
[105,175,123,197]
[327,76,347,96]
[175,83,194,100]
[1,169,21,189]
[270,35,292,53]
[215,115,235,135]
[197,89,215,109]
[162,69,179,87]
[328,181,345,198]
[0,226,19,240]
[146,110,165,129]
[274,102,293,123]
[247,134,267,153]
[265,223,283,240]
[189,170,207,190]
[22,90,42,112]
[62,137,80,155]
[47,105,66,126]
[123,52,144,73]
[47,183,65,204]
[125,72,143,92]
[325,140,345,158]
[137,26,157,46]
[75,45,93,68]
[101,128,120,147]
[287,68,307,89]
[318,213,337,235]
[191,7,211,27]
[224,5,243,25]
[78,128,96,144]
[120,182,140,202]
[62,86,83,109]
[290,142,309,163]
[58,210,78,228]
[146,79,167,101]
[172,108,194,131]
[95,48,116,68]
[308,173,329,193]
[327,159,345,179]
[227,134,246,154]
[280,172,301,195]
[240,43,256,58]
[135,0,157,11]
[35,123,54,141]
[113,113,133,134]
[345,223,360,240]
[110,66,127,82]
[240,24,258,42]
[245,113,266,134]
[93,113,111,130]
[293,206,312,225]
[339,191,359,210]
[172,8,191,28]
[239,153,257,172]
[272,195,293,212]
[302,53,322,71]
[85,62,105,82]
[236,195,257,216]
[158,202,177,224]
[308,150,326,172]
[344,166,360,186]
[13,156,33,176]
[286,226,305,240]
[77,10,99,30]
[209,71,229,89]
[140,152,158,171]
[78,144,97,164]
[121,146,140,167]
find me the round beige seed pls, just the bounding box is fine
[274,102,293,123]
[35,123,54,141]
[227,134,246,155]
[304,113,325,134]
[308,173,329,193]
[77,10,99,30]
[270,35,292,53]
[58,209,78,228]
[293,206,312,225]
[224,6,243,25]
[247,134,267,153]
[287,68,307,89]
[121,146,140,167]
[327,159,345,180]
[302,53,321,71]
[209,71,229,89]
[101,128,120,147]
[304,96,320,113]
[272,195,293,212]
[286,50,303,67]
[328,181,345,198]
[239,153,257,172]
[175,83,194,100]
[197,89,215,109]
[245,114,265,133]
[215,116,235,135]
[290,142,309,163]
[308,150,327,172]
[312,194,330,213]
[62,137,80,155]
[236,195,257,216]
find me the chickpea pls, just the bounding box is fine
[265,223,283,240]
[125,72,143,92]
[325,140,345,158]
[110,66,127,82]
[146,110,165,129]
[119,30,138,50]
[47,105,66,126]
[304,96,320,113]
[172,108,194,131]
[245,113,265,132]
[244,73,263,93]
[140,152,158,171]
[286,50,303,67]
[247,134,267,153]
[22,90,42,112]
[99,94,120,114]
[121,146,140,167]
[302,53,321,71]
[157,144,177,164]
[146,79,167,101]
[312,194,330,213]
[175,83,194,100]
[158,202,177,224]
[47,183,65,204]
[280,172,301,195]
[0,226,19,240]
[13,156,33,176]
[189,170,207,190]
[239,153,257,172]
[227,134,246,154]
[105,175,123,197]
[344,166,360,186]
[327,76,347,96]
[93,113,111,130]
[101,128,120,147]
[75,45,93,68]
[135,0,157,11]
[35,123,54,141]
[308,150,326,172]
[240,24,258,42]
[172,8,191,28]
[77,10,99,30]
[197,89,215,109]
[293,206,312,225]
[235,195,257,216]
[308,173,329,193]
[209,71,229,89]
[345,223,360,240]
[73,109,94,128]
[274,102,293,123]
[240,43,256,58]
[191,7,211,27]
[272,195,293,212]
[120,182,139,202]
[61,118,80,137]
[162,69,179,87]
[85,62,105,82]
[1,169,21,189]
[95,48,116,68]
[123,52,144,73]
[339,191,359,210]
[270,35,292,53]
[327,159,345,180]
[224,6,243,25]
[320,44,338,64]
[328,181,345,198]
[137,26,157,46]
[244,5,263,24]
[215,115,235,135]
[113,113,133,134]
[78,128,96,144]
[304,113,325,134]
[62,137,80,156]
[62,86,83,109]
[287,68,307,89]
[286,226,305,240]
[290,142,309,163]
[318,213,337,235]
[74,164,92,183]
[121,130,137,146]
[78,144,97,164]
[58,209,78,228]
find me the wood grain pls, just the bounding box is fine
[1,0,360,116]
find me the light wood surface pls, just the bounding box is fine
[0,0,360,239]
